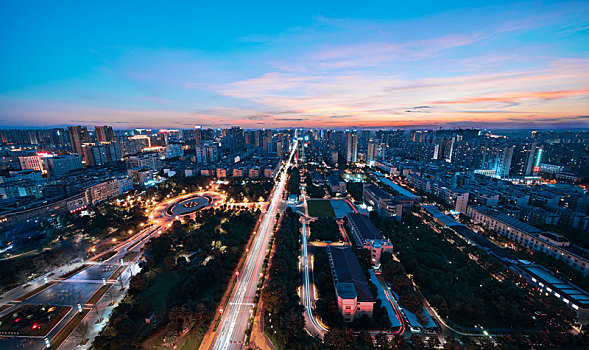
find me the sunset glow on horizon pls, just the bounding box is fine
[1,1,588,129]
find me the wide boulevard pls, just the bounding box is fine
[210,139,297,350]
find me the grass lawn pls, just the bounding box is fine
[0,305,11,312]
[86,284,111,305]
[59,265,88,279]
[0,304,70,336]
[307,200,335,217]
[108,266,126,281]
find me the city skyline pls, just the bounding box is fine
[1,2,588,348]
[1,1,589,129]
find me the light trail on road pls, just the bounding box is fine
[211,140,298,350]
[300,214,329,337]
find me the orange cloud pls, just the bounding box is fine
[433,88,589,105]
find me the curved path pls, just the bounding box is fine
[296,185,329,338]
[152,191,225,225]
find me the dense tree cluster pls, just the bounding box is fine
[218,179,273,202]
[93,208,259,349]
[309,218,341,242]
[307,185,328,198]
[380,254,423,314]
[67,203,147,240]
[345,181,364,202]
[372,213,535,329]
[0,240,83,293]
[287,167,301,196]
[261,208,313,348]
[156,176,211,198]
[305,174,328,198]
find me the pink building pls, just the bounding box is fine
[326,246,374,322]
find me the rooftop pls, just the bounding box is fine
[377,176,421,200]
[364,183,392,200]
[522,264,589,306]
[327,246,374,302]
[540,231,570,243]
[346,212,383,241]
[422,205,461,227]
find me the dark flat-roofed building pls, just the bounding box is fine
[327,174,346,194]
[468,205,589,275]
[363,183,403,220]
[345,212,393,267]
[515,262,589,325]
[326,246,374,322]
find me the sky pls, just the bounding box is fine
[0,1,588,130]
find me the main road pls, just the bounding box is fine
[210,139,298,350]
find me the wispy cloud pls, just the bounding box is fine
[432,88,589,105]
[1,2,589,129]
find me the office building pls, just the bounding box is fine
[95,125,114,142]
[44,154,83,178]
[326,246,375,322]
[468,206,589,275]
[67,126,89,155]
[345,212,393,266]
[515,262,589,325]
[363,184,403,220]
[195,141,219,164]
[346,131,358,163]
[19,154,45,172]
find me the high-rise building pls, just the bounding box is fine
[19,154,45,172]
[95,126,114,142]
[495,146,515,178]
[125,153,161,172]
[195,141,219,164]
[83,144,107,166]
[67,126,89,155]
[345,131,358,163]
[276,140,283,158]
[262,129,272,154]
[162,143,184,159]
[195,126,205,145]
[367,140,377,162]
[121,135,150,156]
[44,154,83,178]
[81,142,122,166]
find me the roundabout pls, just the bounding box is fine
[152,191,226,224]
[166,195,211,216]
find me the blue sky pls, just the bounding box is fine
[0,1,588,129]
